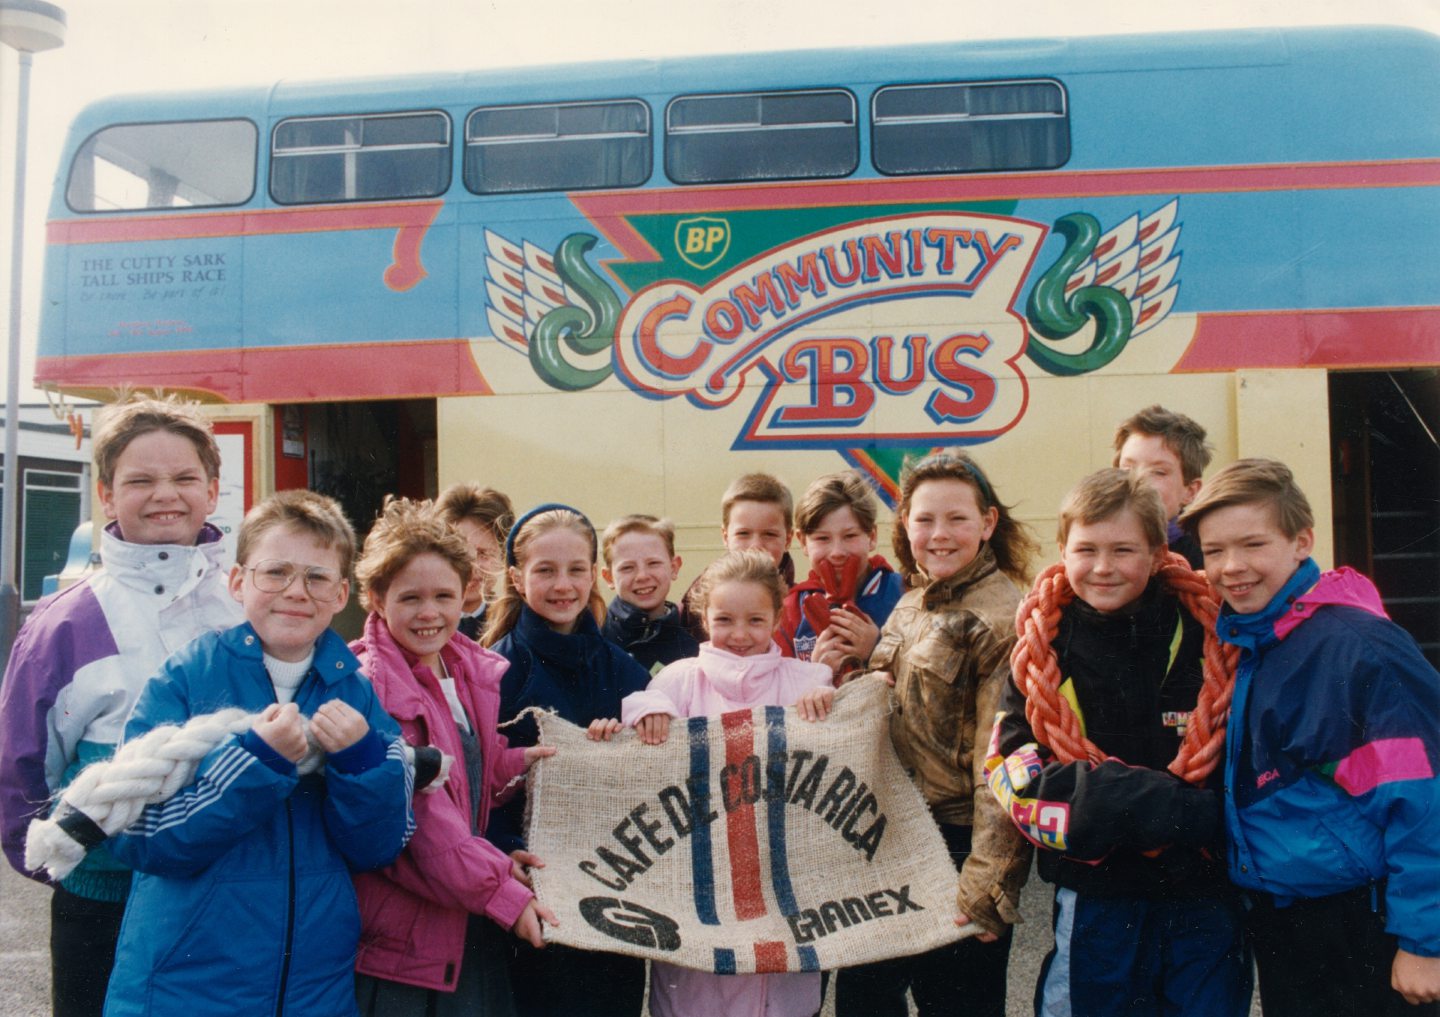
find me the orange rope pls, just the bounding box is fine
[1009,551,1238,785]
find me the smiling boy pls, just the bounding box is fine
[0,395,241,1017]
[1113,405,1213,568]
[600,514,698,673]
[989,469,1250,1017]
[1182,458,1440,1014]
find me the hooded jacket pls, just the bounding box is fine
[351,613,532,992]
[104,623,413,1017]
[0,522,239,900]
[1218,559,1440,958]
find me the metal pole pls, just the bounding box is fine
[0,47,33,665]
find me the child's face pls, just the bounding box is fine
[722,500,790,566]
[1117,432,1201,521]
[1198,502,1313,614]
[512,528,595,633]
[803,506,877,573]
[705,580,777,657]
[905,478,997,581]
[1062,509,1166,615]
[99,430,218,546]
[603,531,680,615]
[454,518,501,612]
[374,552,464,667]
[229,525,349,663]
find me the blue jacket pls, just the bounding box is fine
[601,596,699,674]
[486,606,649,853]
[104,623,414,1017]
[780,556,905,662]
[1219,559,1440,957]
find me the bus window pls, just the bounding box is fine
[665,89,858,184]
[270,110,451,204]
[464,99,650,194]
[872,79,1069,175]
[66,119,257,212]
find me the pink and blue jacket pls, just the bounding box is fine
[1218,558,1440,957]
[350,613,532,993]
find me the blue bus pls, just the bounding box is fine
[35,25,1440,658]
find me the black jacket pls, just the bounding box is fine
[602,596,699,674]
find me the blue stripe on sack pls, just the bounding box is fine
[688,715,719,926]
[764,705,800,916]
[713,947,736,974]
[798,945,820,972]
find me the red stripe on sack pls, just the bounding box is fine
[753,941,789,973]
[722,710,766,921]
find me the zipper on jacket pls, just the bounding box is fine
[274,798,296,1017]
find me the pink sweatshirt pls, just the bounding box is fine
[621,641,833,1017]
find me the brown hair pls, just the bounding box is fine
[355,497,473,611]
[1112,404,1213,483]
[236,489,358,576]
[436,482,514,548]
[1179,457,1314,539]
[794,470,879,536]
[892,452,1038,585]
[687,549,786,634]
[482,507,606,645]
[601,514,678,565]
[1057,469,1167,550]
[721,473,794,530]
[93,393,221,488]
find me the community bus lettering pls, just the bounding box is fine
[483,199,1182,473]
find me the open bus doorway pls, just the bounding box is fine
[1329,370,1440,667]
[279,398,437,639]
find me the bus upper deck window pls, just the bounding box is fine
[665,89,858,184]
[270,110,451,204]
[464,99,650,194]
[872,79,1069,175]
[66,119,257,212]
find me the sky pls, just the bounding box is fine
[1,0,1437,404]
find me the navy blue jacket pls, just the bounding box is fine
[1219,559,1440,958]
[105,623,413,1017]
[486,606,649,853]
[602,597,699,674]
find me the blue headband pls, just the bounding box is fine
[504,502,596,566]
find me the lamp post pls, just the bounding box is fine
[0,0,66,666]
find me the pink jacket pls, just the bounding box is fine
[622,642,832,1017]
[351,613,532,992]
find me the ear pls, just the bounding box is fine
[600,566,616,590]
[1294,527,1315,560]
[509,565,525,597]
[670,555,682,579]
[865,528,878,554]
[204,475,220,517]
[228,564,246,603]
[981,506,1000,541]
[97,482,118,521]
[1150,543,1170,574]
[1180,476,1203,509]
[334,579,352,613]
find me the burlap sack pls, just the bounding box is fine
[525,675,972,974]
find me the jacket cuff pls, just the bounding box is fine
[1398,936,1440,959]
[327,729,386,775]
[485,876,535,931]
[242,730,298,776]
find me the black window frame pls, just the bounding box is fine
[269,108,453,205]
[462,97,652,195]
[664,87,859,185]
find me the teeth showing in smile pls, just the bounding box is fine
[413,627,443,638]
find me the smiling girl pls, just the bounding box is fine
[350,498,556,1017]
[835,452,1037,1017]
[482,504,649,1017]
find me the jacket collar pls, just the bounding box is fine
[101,521,231,593]
[354,611,501,720]
[695,641,789,705]
[1216,557,1321,653]
[516,603,602,665]
[917,543,1000,609]
[605,595,677,638]
[226,620,360,687]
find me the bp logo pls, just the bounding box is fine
[675,216,731,269]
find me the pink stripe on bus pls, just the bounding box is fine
[1333,738,1434,797]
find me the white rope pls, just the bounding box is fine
[24,707,447,882]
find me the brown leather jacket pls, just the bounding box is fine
[868,544,1032,936]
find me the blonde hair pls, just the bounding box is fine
[482,507,606,645]
[794,470,879,536]
[237,490,357,576]
[892,452,1037,585]
[1057,469,1167,549]
[601,514,678,565]
[93,393,221,488]
[436,482,514,548]
[687,549,786,634]
[721,473,794,530]
[1179,457,1314,539]
[1112,405,1213,484]
[355,497,473,611]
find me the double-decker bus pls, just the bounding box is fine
[36,25,1440,657]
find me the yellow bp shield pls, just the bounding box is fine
[675,216,732,270]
